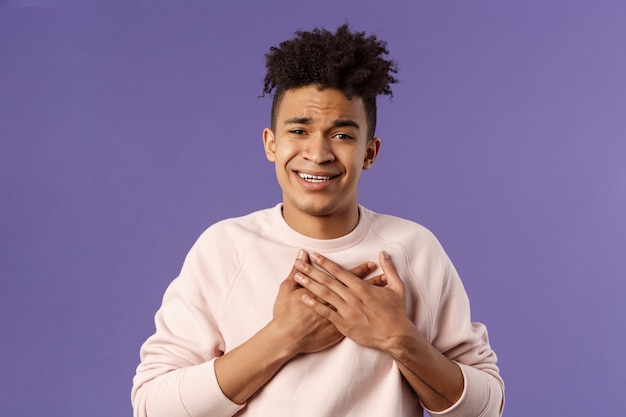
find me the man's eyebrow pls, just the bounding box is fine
[333,119,360,130]
[284,117,312,125]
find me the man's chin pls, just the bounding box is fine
[283,199,335,218]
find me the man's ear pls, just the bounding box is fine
[263,128,276,162]
[363,137,381,170]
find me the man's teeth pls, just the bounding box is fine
[298,172,334,182]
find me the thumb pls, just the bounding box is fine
[379,251,404,292]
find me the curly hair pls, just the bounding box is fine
[263,24,398,139]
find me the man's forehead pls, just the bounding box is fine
[277,86,366,123]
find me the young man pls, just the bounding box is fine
[132,25,504,417]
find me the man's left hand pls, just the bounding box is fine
[293,251,417,351]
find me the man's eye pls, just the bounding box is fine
[334,133,353,140]
[290,129,306,135]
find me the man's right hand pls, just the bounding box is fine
[214,250,378,405]
[271,249,380,356]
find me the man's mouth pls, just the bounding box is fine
[297,172,337,183]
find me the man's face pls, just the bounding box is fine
[263,85,380,236]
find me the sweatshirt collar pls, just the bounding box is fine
[271,203,372,252]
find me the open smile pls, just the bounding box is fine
[296,172,339,183]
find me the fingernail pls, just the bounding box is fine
[301,294,315,306]
[294,273,305,283]
[297,249,305,260]
[382,251,390,260]
[367,262,375,269]
[310,252,320,261]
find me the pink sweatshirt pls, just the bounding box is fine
[132,204,504,416]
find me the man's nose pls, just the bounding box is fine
[303,134,335,164]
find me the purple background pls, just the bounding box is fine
[1,1,625,416]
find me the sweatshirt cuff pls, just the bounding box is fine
[421,362,503,417]
[179,359,246,417]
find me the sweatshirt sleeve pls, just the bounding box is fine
[131,229,247,417]
[414,234,505,417]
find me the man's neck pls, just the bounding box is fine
[281,206,360,239]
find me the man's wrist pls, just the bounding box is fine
[380,319,426,359]
[263,319,303,361]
